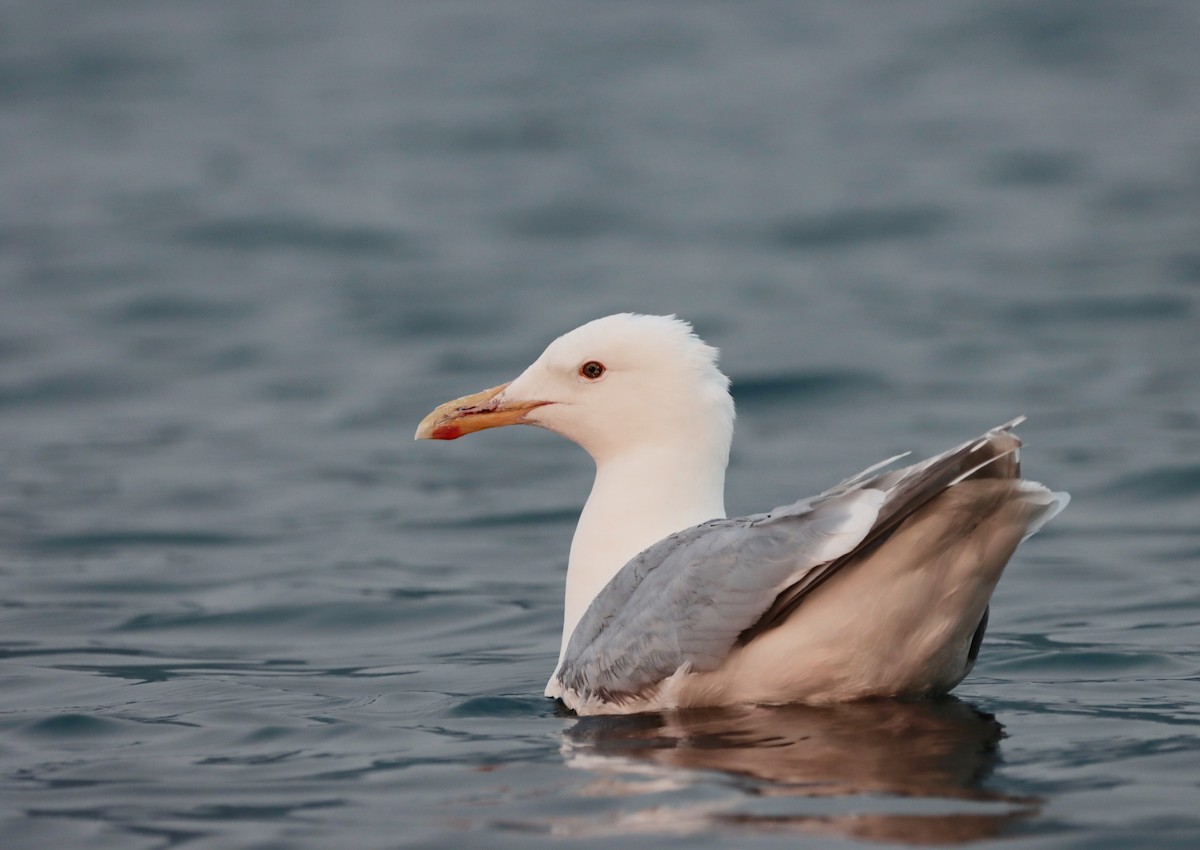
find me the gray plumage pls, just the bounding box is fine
[554,418,1054,707]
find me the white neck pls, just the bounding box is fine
[556,439,728,665]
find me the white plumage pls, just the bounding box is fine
[416,314,1068,715]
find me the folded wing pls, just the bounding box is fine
[551,419,1067,708]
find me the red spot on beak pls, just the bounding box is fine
[431,423,462,440]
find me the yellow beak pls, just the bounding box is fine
[414,382,548,441]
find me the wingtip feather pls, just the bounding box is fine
[1016,482,1070,540]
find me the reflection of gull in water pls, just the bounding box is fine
[550,699,1040,844]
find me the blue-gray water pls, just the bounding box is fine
[2,2,1199,848]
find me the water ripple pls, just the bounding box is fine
[24,530,265,552]
[766,205,953,249]
[1105,465,1200,500]
[178,216,414,258]
[732,369,889,407]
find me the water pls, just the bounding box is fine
[2,1,1199,847]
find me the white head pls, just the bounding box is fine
[415,313,736,465]
[418,314,736,663]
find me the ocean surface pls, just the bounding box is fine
[2,2,1199,848]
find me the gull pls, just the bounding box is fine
[415,314,1068,715]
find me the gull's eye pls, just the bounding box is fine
[579,360,606,380]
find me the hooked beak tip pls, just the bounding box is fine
[415,382,545,441]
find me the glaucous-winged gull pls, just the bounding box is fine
[416,314,1068,715]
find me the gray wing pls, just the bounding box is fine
[554,487,886,705]
[746,418,1024,636]
[553,419,1026,707]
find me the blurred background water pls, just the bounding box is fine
[2,1,1199,848]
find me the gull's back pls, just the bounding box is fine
[551,420,1068,715]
